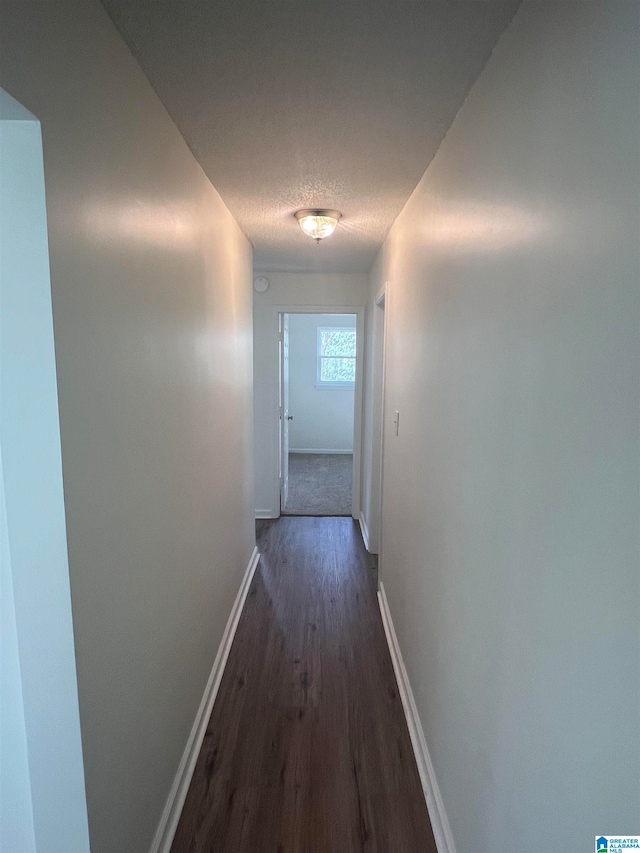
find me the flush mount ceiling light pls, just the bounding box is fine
[295,209,342,244]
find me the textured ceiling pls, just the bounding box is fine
[100,0,520,273]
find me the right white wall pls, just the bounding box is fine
[367,1,640,849]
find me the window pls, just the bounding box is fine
[317,327,356,386]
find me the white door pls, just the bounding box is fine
[279,313,290,511]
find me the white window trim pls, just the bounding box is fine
[316,326,356,388]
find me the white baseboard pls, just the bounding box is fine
[377,583,457,853]
[358,513,371,552]
[289,448,353,455]
[255,509,278,519]
[149,546,260,853]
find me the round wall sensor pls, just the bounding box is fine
[253,276,269,293]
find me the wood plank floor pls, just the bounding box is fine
[171,517,436,853]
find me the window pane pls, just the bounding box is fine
[321,357,356,383]
[320,329,356,357]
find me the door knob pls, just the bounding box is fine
[287,415,294,420]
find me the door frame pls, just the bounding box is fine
[271,305,365,519]
[373,283,390,582]
[0,89,90,849]
[279,312,290,513]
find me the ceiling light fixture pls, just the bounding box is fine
[295,209,342,244]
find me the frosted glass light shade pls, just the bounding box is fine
[295,209,342,243]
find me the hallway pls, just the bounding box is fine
[171,517,436,852]
[2,1,638,850]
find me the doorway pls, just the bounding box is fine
[277,309,364,517]
[0,88,90,851]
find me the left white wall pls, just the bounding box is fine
[0,3,255,852]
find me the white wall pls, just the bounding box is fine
[0,4,255,853]
[253,273,368,517]
[289,313,356,453]
[364,1,640,850]
[0,90,89,853]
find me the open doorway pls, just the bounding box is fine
[0,88,90,851]
[279,312,360,516]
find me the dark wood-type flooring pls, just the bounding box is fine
[171,516,436,852]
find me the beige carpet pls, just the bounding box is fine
[283,453,353,516]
